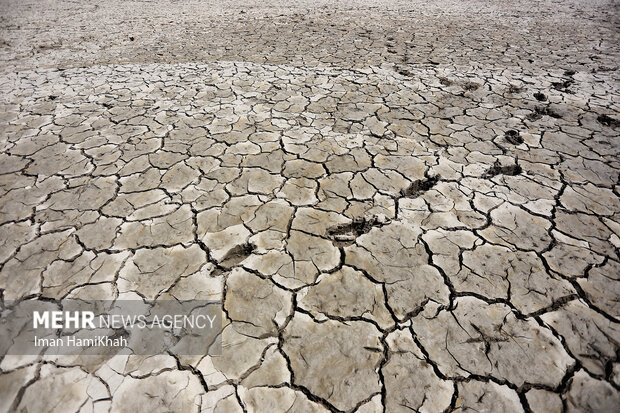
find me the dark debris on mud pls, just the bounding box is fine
[400,175,441,198]
[597,114,619,127]
[504,130,524,145]
[483,162,522,179]
[327,215,391,245]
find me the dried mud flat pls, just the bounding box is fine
[0,0,619,412]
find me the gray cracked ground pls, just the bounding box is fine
[0,0,619,412]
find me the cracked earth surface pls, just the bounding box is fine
[1,0,619,412]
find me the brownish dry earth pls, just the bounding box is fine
[0,1,619,412]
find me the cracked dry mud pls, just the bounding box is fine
[0,0,619,412]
